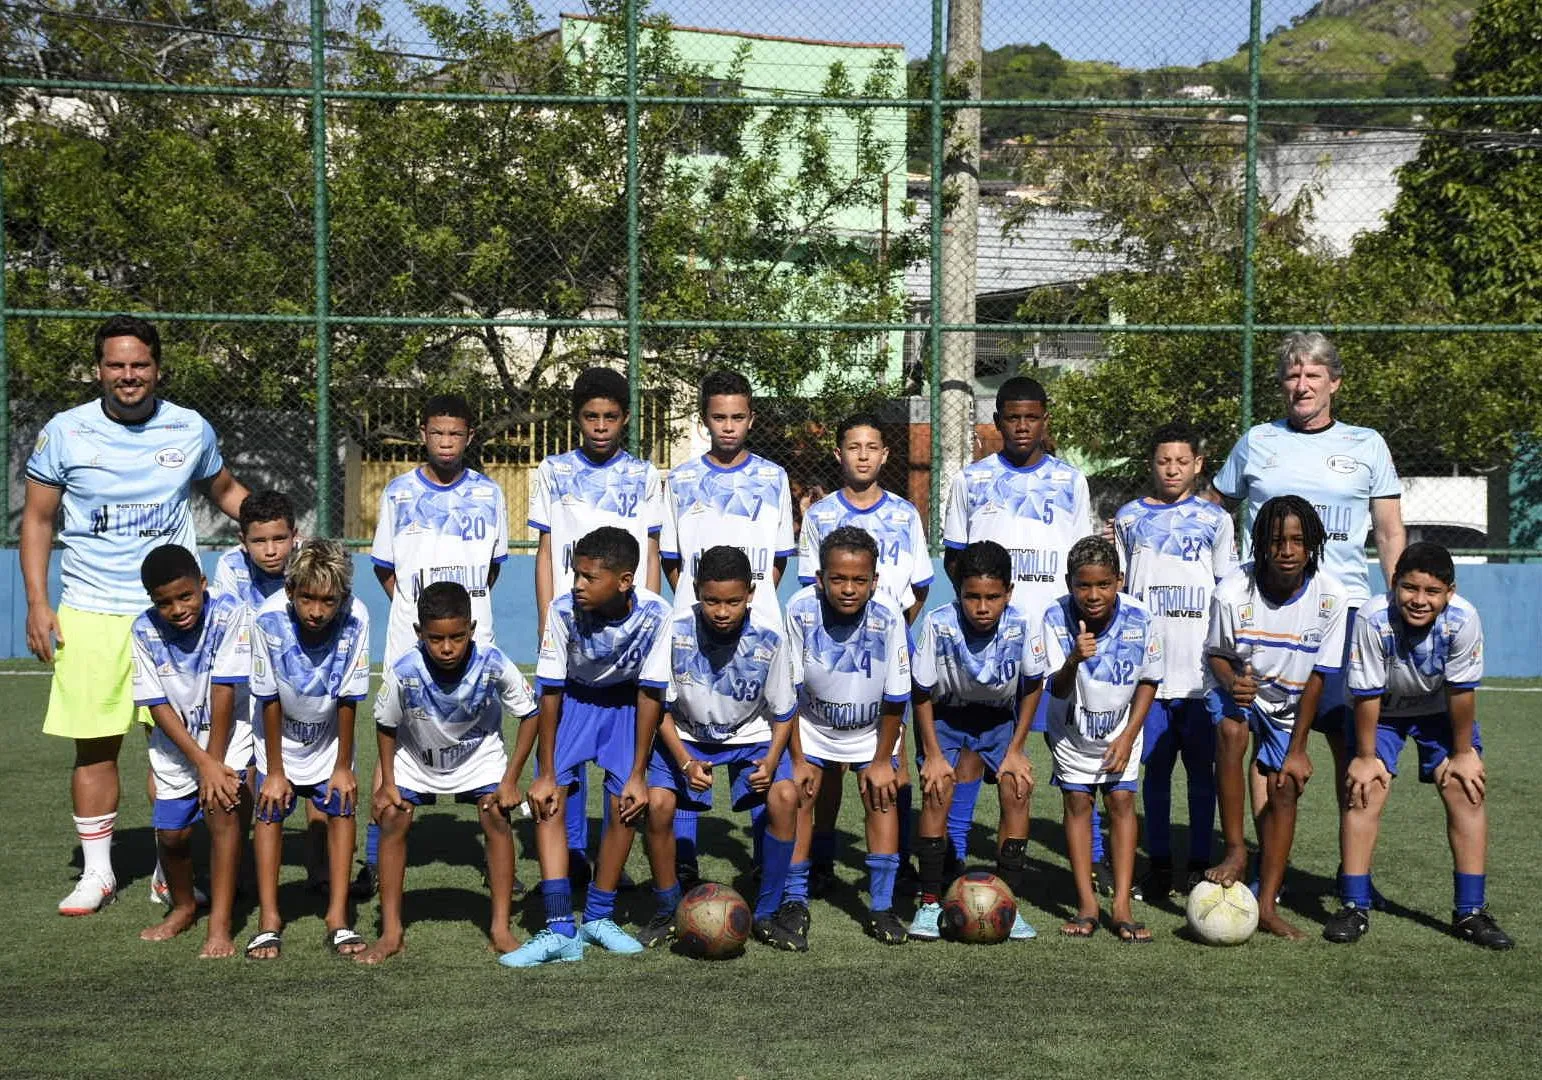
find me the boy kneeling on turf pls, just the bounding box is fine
[247,539,372,959]
[910,540,1043,942]
[635,546,806,951]
[131,545,253,957]
[1042,536,1162,942]
[1327,541,1513,949]
[783,526,913,945]
[359,582,539,964]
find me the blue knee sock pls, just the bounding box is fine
[866,852,900,913]
[810,830,837,868]
[756,833,795,920]
[784,860,811,905]
[565,772,589,854]
[674,810,699,867]
[541,878,576,937]
[365,820,380,867]
[654,882,682,917]
[583,885,617,924]
[897,784,913,860]
[1454,872,1486,916]
[1090,803,1106,863]
[947,778,981,862]
[1340,872,1373,910]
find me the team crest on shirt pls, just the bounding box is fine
[1319,596,1337,618]
[1239,603,1255,627]
[1147,638,1162,661]
[33,431,47,455]
[1325,455,1358,474]
[155,447,186,468]
[1030,636,1045,658]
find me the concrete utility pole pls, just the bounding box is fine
[940,0,982,490]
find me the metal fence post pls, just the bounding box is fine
[311,0,333,535]
[625,0,642,456]
[927,0,945,552]
[0,157,8,543]
[1240,0,1264,433]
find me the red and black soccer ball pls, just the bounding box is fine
[675,883,753,959]
[941,871,1018,944]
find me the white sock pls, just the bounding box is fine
[74,813,116,881]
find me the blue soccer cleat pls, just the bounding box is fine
[908,901,943,941]
[579,917,644,954]
[498,928,585,968]
[1009,910,1038,941]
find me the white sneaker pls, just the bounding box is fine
[59,870,118,916]
[149,866,209,907]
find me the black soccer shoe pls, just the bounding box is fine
[865,909,909,945]
[637,909,677,950]
[1323,904,1371,944]
[1094,858,1142,901]
[775,900,811,940]
[349,862,379,902]
[1452,909,1515,951]
[753,916,808,952]
[1141,857,1173,900]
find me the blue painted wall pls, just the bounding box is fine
[3,551,1539,676]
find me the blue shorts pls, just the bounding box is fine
[252,770,355,823]
[1313,606,1358,736]
[1208,689,1291,774]
[647,741,792,813]
[398,783,499,806]
[553,683,637,799]
[152,794,204,831]
[1054,777,1138,795]
[1358,713,1485,783]
[805,754,901,775]
[1140,698,1216,766]
[922,705,1016,779]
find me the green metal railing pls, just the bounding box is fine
[3,0,1541,553]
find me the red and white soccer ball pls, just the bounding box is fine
[941,871,1018,944]
[1186,880,1259,946]
[676,883,753,959]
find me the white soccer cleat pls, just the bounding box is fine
[59,870,118,916]
[149,866,209,907]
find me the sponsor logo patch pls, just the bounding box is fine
[155,447,186,468]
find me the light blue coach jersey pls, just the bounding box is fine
[798,490,933,613]
[1113,496,1238,699]
[211,546,287,612]
[785,586,911,763]
[650,606,798,746]
[131,591,252,798]
[528,449,663,592]
[1349,592,1483,719]
[661,454,795,620]
[942,452,1092,620]
[911,602,1045,717]
[1214,420,1400,604]
[250,591,372,786]
[373,644,538,793]
[26,399,223,615]
[536,586,672,692]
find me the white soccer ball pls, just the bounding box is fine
[1186,879,1259,946]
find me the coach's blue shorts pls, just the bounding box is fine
[553,682,637,799]
[252,770,355,823]
[397,782,499,807]
[921,705,1017,779]
[1313,606,1359,736]
[647,741,792,813]
[1356,712,1485,783]
[1208,689,1293,774]
[1140,697,1215,767]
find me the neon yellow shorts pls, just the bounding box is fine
[41,606,148,740]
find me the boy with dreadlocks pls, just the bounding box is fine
[1204,496,1349,939]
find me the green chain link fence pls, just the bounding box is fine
[4,0,1540,556]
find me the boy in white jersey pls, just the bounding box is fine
[781,527,912,945]
[530,367,663,885]
[1041,537,1162,942]
[247,540,372,960]
[357,583,539,964]
[362,394,509,899]
[909,541,1042,942]
[1204,497,1348,940]
[130,546,252,957]
[1325,543,1512,949]
[1112,423,1237,895]
[942,376,1094,871]
[661,370,794,887]
[501,528,672,968]
[798,413,932,896]
[634,547,806,952]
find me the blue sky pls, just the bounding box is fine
[382,2,1315,69]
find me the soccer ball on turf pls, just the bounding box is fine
[941,871,1018,944]
[675,883,752,959]
[1186,879,1259,945]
